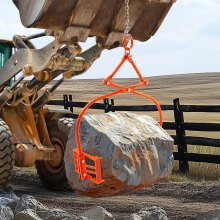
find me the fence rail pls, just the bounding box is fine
[48,95,220,172]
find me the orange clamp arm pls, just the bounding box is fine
[74,34,163,185]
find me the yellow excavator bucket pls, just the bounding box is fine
[13,0,176,47]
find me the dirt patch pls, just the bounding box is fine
[10,168,220,220]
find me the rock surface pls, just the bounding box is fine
[1,186,219,220]
[0,206,14,220]
[15,209,41,220]
[80,206,115,220]
[64,112,173,197]
[0,187,112,220]
[0,187,19,210]
[0,188,170,220]
[128,206,168,220]
[37,208,78,220]
[14,195,48,214]
[196,209,220,220]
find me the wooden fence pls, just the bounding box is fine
[48,95,220,173]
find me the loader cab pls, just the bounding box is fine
[0,40,14,86]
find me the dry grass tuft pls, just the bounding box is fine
[172,145,220,182]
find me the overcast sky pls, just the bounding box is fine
[0,0,220,79]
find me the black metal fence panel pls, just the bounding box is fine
[47,95,220,172]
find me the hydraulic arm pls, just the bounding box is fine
[0,0,176,190]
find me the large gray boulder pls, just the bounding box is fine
[65,112,173,197]
[128,206,168,220]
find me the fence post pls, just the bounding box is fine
[110,99,115,112]
[68,94,74,113]
[173,98,189,173]
[104,98,110,113]
[63,94,69,110]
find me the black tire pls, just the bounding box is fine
[35,118,74,190]
[0,118,15,186]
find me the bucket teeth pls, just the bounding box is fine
[14,0,175,47]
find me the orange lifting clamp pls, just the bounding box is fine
[74,35,163,184]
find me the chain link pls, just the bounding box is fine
[124,0,130,35]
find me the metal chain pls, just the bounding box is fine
[124,0,130,35]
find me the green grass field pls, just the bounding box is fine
[51,72,220,182]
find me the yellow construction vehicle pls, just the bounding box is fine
[0,0,176,190]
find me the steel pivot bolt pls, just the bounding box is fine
[22,64,32,77]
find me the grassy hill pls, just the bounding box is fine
[54,72,220,105]
[51,72,220,123]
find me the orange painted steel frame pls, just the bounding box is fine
[74,35,163,184]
